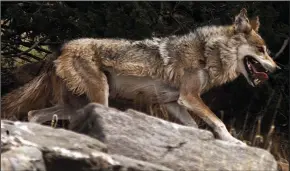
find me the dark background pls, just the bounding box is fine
[1,1,289,161]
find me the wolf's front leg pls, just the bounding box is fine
[164,102,198,128]
[177,94,246,146]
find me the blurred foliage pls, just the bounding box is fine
[2,2,289,53]
[1,1,289,152]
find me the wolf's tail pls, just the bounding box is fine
[1,55,62,120]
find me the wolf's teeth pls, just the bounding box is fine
[254,79,260,85]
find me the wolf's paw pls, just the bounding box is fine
[230,139,247,147]
[225,136,247,147]
[216,127,247,146]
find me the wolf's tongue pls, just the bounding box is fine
[252,65,268,81]
[253,72,268,81]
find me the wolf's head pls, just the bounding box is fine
[234,8,279,87]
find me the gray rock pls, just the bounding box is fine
[1,120,173,171]
[1,146,46,171]
[70,103,278,171]
[1,103,278,171]
[1,120,107,153]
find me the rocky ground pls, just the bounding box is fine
[1,103,278,171]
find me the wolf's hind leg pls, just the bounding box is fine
[55,50,109,107]
[164,102,198,128]
[28,105,73,124]
[85,71,109,107]
[28,86,91,124]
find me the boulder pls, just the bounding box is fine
[69,103,278,171]
[1,103,278,171]
[1,120,173,171]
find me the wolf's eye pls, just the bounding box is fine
[257,46,264,53]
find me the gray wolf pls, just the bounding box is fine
[1,9,279,145]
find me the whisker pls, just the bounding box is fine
[275,62,288,69]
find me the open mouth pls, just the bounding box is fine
[244,56,269,86]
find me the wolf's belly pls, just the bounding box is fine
[107,71,179,104]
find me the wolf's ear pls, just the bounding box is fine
[250,16,260,32]
[234,8,252,34]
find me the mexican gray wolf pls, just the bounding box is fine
[1,8,279,145]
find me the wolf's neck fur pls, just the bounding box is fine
[158,25,244,91]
